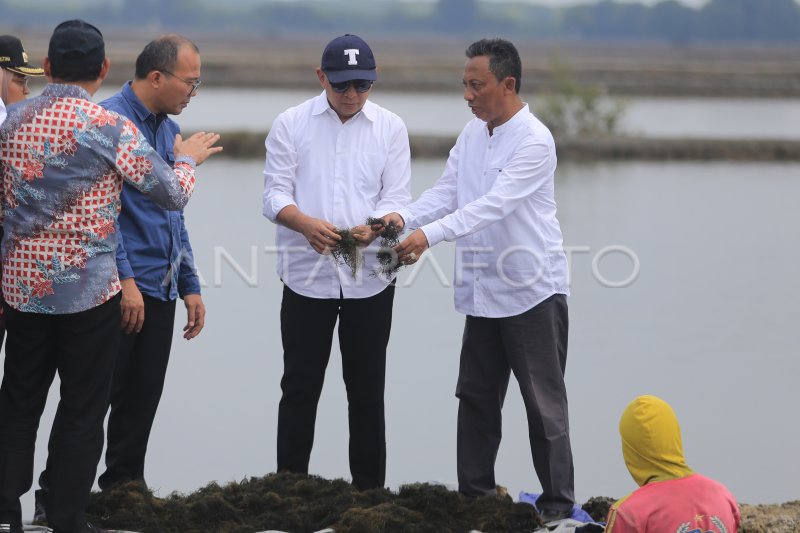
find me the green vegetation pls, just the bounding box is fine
[537,55,627,138]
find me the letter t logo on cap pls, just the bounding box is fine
[344,48,360,65]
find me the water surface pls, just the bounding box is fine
[21,158,795,508]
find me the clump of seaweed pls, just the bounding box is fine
[330,227,363,278]
[367,216,405,279]
[86,472,551,533]
[330,218,405,279]
[582,495,616,522]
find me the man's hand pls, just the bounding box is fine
[393,228,429,265]
[276,205,342,254]
[183,294,206,340]
[174,132,223,165]
[298,216,342,254]
[120,278,145,334]
[381,212,405,231]
[351,224,379,245]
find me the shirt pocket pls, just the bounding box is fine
[356,152,387,198]
[480,167,503,195]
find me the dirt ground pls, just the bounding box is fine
[85,473,799,532]
[739,501,800,533]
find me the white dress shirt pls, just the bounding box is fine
[398,104,569,318]
[0,99,6,126]
[263,92,412,299]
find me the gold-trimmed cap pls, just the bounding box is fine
[0,35,45,76]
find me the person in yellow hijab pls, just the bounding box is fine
[605,395,740,532]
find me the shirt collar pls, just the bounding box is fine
[312,90,376,123]
[42,83,92,101]
[490,103,529,136]
[121,81,166,126]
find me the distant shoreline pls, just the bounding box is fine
[215,131,800,161]
[12,32,800,98]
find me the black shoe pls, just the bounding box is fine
[538,507,572,523]
[33,489,48,526]
[0,523,23,533]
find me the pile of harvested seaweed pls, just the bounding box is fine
[86,472,613,533]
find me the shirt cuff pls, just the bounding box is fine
[396,208,413,229]
[117,260,135,281]
[420,220,446,248]
[175,155,196,168]
[264,196,296,222]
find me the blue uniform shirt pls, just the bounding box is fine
[101,82,201,300]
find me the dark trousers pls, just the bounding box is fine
[456,294,574,512]
[99,296,176,489]
[38,296,176,497]
[277,284,394,490]
[0,295,120,533]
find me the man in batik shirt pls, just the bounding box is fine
[0,20,220,533]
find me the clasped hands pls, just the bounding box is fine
[301,212,428,266]
[301,219,380,255]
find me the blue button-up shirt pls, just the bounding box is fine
[101,82,200,301]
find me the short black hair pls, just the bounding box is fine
[135,35,198,80]
[465,38,522,94]
[51,60,103,82]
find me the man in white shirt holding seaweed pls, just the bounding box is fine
[385,38,574,522]
[262,34,411,490]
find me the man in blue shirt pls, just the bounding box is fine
[35,34,207,521]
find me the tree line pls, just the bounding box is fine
[1,0,799,44]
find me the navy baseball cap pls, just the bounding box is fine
[48,19,105,70]
[321,34,377,83]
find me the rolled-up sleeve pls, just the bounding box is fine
[371,117,411,218]
[262,114,298,222]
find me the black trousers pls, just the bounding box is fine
[38,296,176,497]
[277,283,394,490]
[455,294,575,512]
[98,296,176,489]
[0,295,120,533]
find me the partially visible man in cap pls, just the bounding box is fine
[0,19,220,533]
[0,35,45,108]
[262,34,411,489]
[0,35,45,349]
[34,34,209,524]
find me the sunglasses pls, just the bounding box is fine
[329,79,373,94]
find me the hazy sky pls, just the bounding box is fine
[500,0,709,5]
[405,0,712,6]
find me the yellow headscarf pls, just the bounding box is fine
[619,395,693,486]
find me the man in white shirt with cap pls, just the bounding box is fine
[263,34,411,490]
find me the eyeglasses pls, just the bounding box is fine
[10,75,29,89]
[329,79,373,94]
[162,70,202,95]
